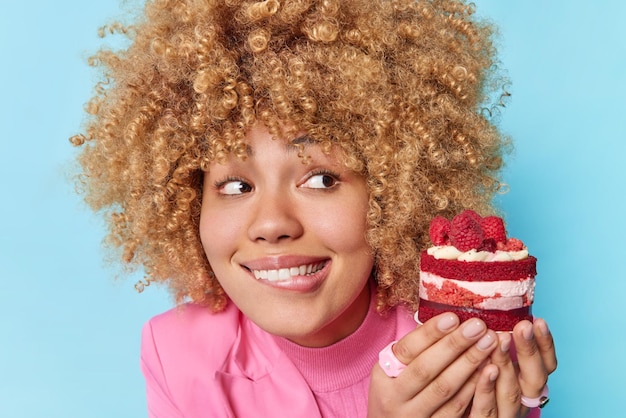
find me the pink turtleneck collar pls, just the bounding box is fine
[273,286,397,393]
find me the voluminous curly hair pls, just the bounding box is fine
[72,0,507,312]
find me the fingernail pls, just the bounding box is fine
[489,368,499,382]
[477,332,496,351]
[437,314,458,331]
[522,323,534,340]
[498,332,511,353]
[463,319,486,339]
[535,319,550,336]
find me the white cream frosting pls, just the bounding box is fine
[427,246,529,262]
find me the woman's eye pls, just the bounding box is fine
[301,173,339,189]
[219,180,252,195]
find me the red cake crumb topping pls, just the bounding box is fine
[499,238,524,251]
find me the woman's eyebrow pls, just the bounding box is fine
[240,134,317,157]
[290,134,317,146]
[286,134,318,154]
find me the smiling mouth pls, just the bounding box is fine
[250,262,327,282]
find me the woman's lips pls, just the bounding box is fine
[251,261,327,281]
[242,257,330,291]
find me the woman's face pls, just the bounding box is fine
[200,123,374,347]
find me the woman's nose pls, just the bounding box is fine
[247,191,304,243]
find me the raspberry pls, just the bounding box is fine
[480,216,507,244]
[429,216,451,245]
[463,209,483,223]
[450,211,484,252]
[477,238,497,252]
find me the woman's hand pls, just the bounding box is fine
[467,318,558,417]
[368,313,498,417]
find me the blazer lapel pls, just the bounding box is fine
[213,314,321,418]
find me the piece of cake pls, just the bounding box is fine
[416,210,537,331]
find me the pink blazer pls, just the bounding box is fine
[141,302,540,417]
[141,302,324,417]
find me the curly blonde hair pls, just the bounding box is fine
[72,0,507,312]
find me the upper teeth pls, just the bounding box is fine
[252,262,325,282]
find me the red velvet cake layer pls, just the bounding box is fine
[417,299,532,331]
[420,251,537,282]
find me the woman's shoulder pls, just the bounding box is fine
[147,301,240,336]
[140,303,270,414]
[141,302,241,369]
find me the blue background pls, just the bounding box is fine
[1,1,624,417]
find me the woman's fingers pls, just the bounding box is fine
[369,315,501,417]
[490,332,524,417]
[392,312,460,365]
[512,320,549,399]
[403,328,498,416]
[395,319,492,396]
[431,369,481,418]
[388,317,556,418]
[466,364,499,418]
[533,318,557,374]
